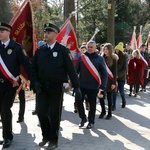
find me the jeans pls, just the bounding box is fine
[117,80,126,102]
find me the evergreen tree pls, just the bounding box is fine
[0,0,13,23]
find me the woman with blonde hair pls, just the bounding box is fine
[127,49,144,97]
[99,43,117,119]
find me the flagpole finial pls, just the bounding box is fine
[69,11,76,18]
[134,26,136,31]
[95,28,100,34]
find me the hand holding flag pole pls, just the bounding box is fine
[16,74,30,95]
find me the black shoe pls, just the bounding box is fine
[17,117,24,123]
[99,112,106,119]
[106,115,112,120]
[74,109,78,113]
[122,101,126,108]
[112,106,116,111]
[78,118,87,127]
[32,110,37,115]
[39,139,49,147]
[86,123,94,129]
[129,93,132,96]
[46,141,58,150]
[0,140,3,145]
[2,139,12,148]
[134,94,137,97]
[143,89,146,92]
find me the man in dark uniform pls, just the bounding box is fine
[139,44,150,91]
[0,22,31,148]
[31,23,81,149]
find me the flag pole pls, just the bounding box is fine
[140,25,143,44]
[60,11,76,30]
[89,28,100,42]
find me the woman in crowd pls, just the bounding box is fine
[115,42,127,108]
[99,43,117,120]
[127,49,144,97]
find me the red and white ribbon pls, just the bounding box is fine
[0,56,18,84]
[81,54,101,85]
[105,63,114,81]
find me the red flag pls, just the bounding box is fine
[145,31,150,53]
[56,19,80,66]
[9,0,34,59]
[137,25,143,48]
[9,0,34,83]
[33,29,38,53]
[130,26,137,50]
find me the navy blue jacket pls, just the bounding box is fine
[0,39,31,80]
[76,52,108,90]
[31,42,79,88]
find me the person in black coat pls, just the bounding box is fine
[31,23,81,149]
[0,22,31,148]
[99,43,117,119]
[75,41,108,129]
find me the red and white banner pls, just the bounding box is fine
[130,26,137,50]
[56,19,80,66]
[81,54,101,85]
[137,25,143,48]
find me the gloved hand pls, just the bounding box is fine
[73,87,82,100]
[34,81,42,94]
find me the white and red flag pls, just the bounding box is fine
[56,19,80,66]
[130,26,137,50]
[137,25,143,48]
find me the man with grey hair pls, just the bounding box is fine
[75,41,108,129]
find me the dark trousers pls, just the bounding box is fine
[76,88,98,124]
[0,82,17,140]
[130,85,139,93]
[142,70,147,89]
[37,84,63,142]
[112,91,117,108]
[18,89,25,119]
[117,80,126,103]
[99,92,112,116]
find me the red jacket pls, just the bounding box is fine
[127,58,144,85]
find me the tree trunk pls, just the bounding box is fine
[107,0,115,46]
[64,0,76,31]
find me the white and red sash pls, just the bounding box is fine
[81,54,101,85]
[105,63,118,89]
[0,55,18,85]
[140,53,148,67]
[105,63,114,81]
[140,54,149,78]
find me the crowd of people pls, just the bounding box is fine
[0,21,150,150]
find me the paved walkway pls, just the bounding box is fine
[0,84,150,150]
